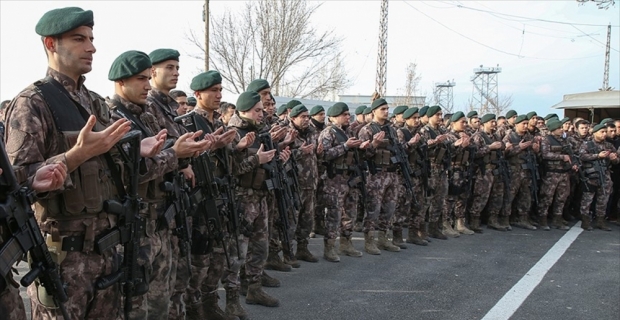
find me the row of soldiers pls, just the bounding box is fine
[1,6,620,320]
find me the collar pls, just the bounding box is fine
[46,67,86,93]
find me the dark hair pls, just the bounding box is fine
[219,102,236,115]
[575,119,589,128]
[169,90,187,99]
[0,100,10,110]
[497,116,506,120]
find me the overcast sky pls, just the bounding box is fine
[1,0,618,117]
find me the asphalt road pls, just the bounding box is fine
[15,222,620,320]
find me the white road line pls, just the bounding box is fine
[481,221,584,320]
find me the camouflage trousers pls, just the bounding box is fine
[392,176,407,232]
[168,233,191,320]
[323,174,359,239]
[221,233,246,290]
[186,248,226,312]
[427,166,449,223]
[469,169,506,218]
[444,168,470,221]
[28,218,121,320]
[295,188,316,245]
[537,172,570,218]
[364,170,399,232]
[0,280,27,320]
[314,178,327,230]
[394,176,427,231]
[128,220,173,320]
[503,168,532,218]
[580,174,613,218]
[236,188,269,284]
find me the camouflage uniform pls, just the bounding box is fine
[502,131,537,228]
[6,68,121,319]
[109,94,181,320]
[146,88,189,319]
[0,284,26,320]
[347,120,367,230]
[578,139,619,229]
[310,119,327,237]
[537,134,572,229]
[565,133,590,217]
[496,123,514,139]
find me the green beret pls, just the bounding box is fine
[246,79,270,93]
[466,111,478,119]
[481,113,496,124]
[187,97,197,107]
[544,113,559,121]
[363,107,373,115]
[526,111,537,120]
[355,105,367,115]
[286,99,302,110]
[515,114,528,124]
[560,117,570,124]
[403,107,419,119]
[289,104,308,118]
[451,111,465,123]
[547,120,562,132]
[426,105,441,117]
[419,106,429,116]
[108,50,152,81]
[309,105,324,116]
[327,102,349,117]
[393,105,408,115]
[36,7,94,37]
[276,104,288,116]
[600,118,613,125]
[190,70,222,91]
[149,48,180,65]
[592,123,607,133]
[505,110,517,118]
[371,98,388,110]
[236,91,261,112]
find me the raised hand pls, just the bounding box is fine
[237,132,255,151]
[257,143,276,164]
[32,162,68,193]
[140,129,167,158]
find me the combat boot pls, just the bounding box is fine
[419,223,431,242]
[406,227,428,246]
[539,215,550,231]
[441,220,460,238]
[455,218,474,235]
[225,288,248,320]
[498,215,512,231]
[469,216,483,233]
[581,215,593,231]
[487,215,505,231]
[391,229,408,249]
[323,238,340,262]
[295,241,319,262]
[377,231,401,252]
[203,291,239,320]
[595,216,611,231]
[264,250,292,272]
[246,282,280,307]
[515,215,537,230]
[339,236,363,257]
[283,250,301,268]
[551,215,569,231]
[260,271,280,287]
[363,231,381,255]
[428,221,448,240]
[240,271,248,296]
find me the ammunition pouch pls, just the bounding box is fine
[238,168,267,190]
[372,150,392,166]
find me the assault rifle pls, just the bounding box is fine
[162,172,192,273]
[417,142,431,197]
[465,145,477,195]
[496,149,512,197]
[381,126,417,204]
[259,132,295,260]
[350,149,368,215]
[524,148,540,205]
[561,144,589,192]
[587,141,607,193]
[0,140,70,320]
[94,130,147,320]
[284,156,302,212]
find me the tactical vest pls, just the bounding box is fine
[425,126,448,166]
[479,132,498,166]
[192,113,228,178]
[450,132,471,170]
[543,135,569,172]
[507,131,528,166]
[399,128,419,168]
[581,141,610,183]
[34,77,121,220]
[327,125,356,175]
[236,126,267,190]
[367,122,394,168]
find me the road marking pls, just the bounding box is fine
[353,290,427,293]
[481,221,583,320]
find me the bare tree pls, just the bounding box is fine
[186,0,350,98]
[576,0,615,9]
[393,62,422,107]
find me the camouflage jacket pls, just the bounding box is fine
[540,134,572,171]
[289,121,319,189]
[146,88,186,140]
[579,139,619,169]
[358,120,402,162]
[346,120,366,138]
[228,114,262,177]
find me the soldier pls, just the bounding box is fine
[187,97,196,113]
[310,105,328,238]
[497,109,517,138]
[418,106,451,239]
[107,51,210,320]
[526,112,541,137]
[276,104,288,123]
[358,98,403,253]
[350,105,368,233]
[363,107,373,124]
[419,106,430,126]
[4,7,137,319]
[536,119,575,231]
[564,119,591,219]
[392,105,408,129]
[170,90,189,115]
[469,114,508,232]
[579,123,619,230]
[261,94,277,127]
[0,163,68,320]
[0,100,10,122]
[608,121,620,222]
[497,115,507,128]
[219,102,237,126]
[396,107,429,245]
[319,103,368,260]
[503,115,540,230]
[442,112,474,237]
[466,111,480,135]
[229,91,291,307]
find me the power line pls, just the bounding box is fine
[402,2,603,61]
[571,24,620,52]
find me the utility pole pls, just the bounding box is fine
[375,0,389,97]
[602,24,611,90]
[203,0,209,71]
